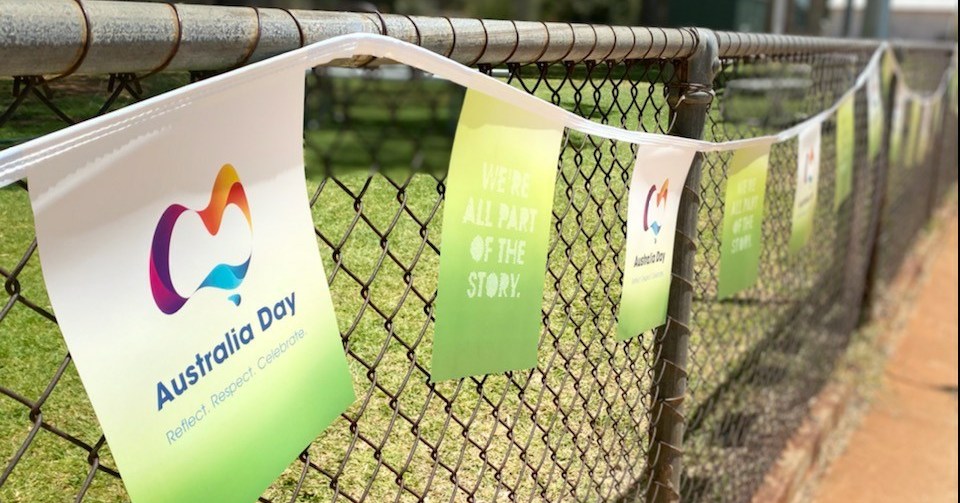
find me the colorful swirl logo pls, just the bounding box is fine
[803,146,816,183]
[643,179,669,243]
[149,164,252,315]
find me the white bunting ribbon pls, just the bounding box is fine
[0,33,955,188]
[884,44,957,105]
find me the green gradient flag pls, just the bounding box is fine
[866,69,884,161]
[933,96,944,135]
[905,100,923,168]
[917,100,934,162]
[931,99,939,155]
[718,145,770,299]
[834,94,855,210]
[26,67,355,502]
[932,97,944,148]
[789,123,821,254]
[889,85,907,167]
[616,146,695,340]
[881,49,895,102]
[951,67,958,115]
[432,90,564,381]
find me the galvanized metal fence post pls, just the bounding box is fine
[645,27,718,503]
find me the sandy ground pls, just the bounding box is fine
[813,215,959,503]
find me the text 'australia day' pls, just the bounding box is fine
[155,291,297,411]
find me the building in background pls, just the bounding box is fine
[119,0,958,39]
[118,0,643,25]
[823,0,958,39]
[659,0,828,34]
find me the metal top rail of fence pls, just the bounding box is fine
[1,1,957,502]
[6,0,952,78]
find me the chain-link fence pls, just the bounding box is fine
[1,5,957,503]
[870,47,958,296]
[688,36,881,502]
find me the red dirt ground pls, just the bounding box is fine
[813,215,959,503]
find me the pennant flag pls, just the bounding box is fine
[718,144,771,299]
[431,90,564,381]
[881,49,895,102]
[932,96,944,145]
[866,68,884,162]
[905,99,923,168]
[26,66,355,502]
[616,146,696,340]
[834,94,856,210]
[789,122,822,254]
[918,100,934,162]
[933,95,945,136]
[889,84,908,167]
[951,67,959,116]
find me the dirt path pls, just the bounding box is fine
[812,215,959,503]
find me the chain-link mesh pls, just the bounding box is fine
[870,47,957,295]
[0,41,686,502]
[685,46,881,501]
[0,22,957,503]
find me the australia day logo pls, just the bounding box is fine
[643,179,670,243]
[149,164,252,314]
[803,145,816,185]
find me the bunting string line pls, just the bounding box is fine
[885,43,957,104]
[0,33,955,187]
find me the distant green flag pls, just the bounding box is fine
[950,67,958,115]
[904,100,923,168]
[917,100,934,162]
[881,49,895,102]
[834,95,855,210]
[432,90,564,381]
[866,69,884,162]
[889,86,907,167]
[718,145,770,299]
